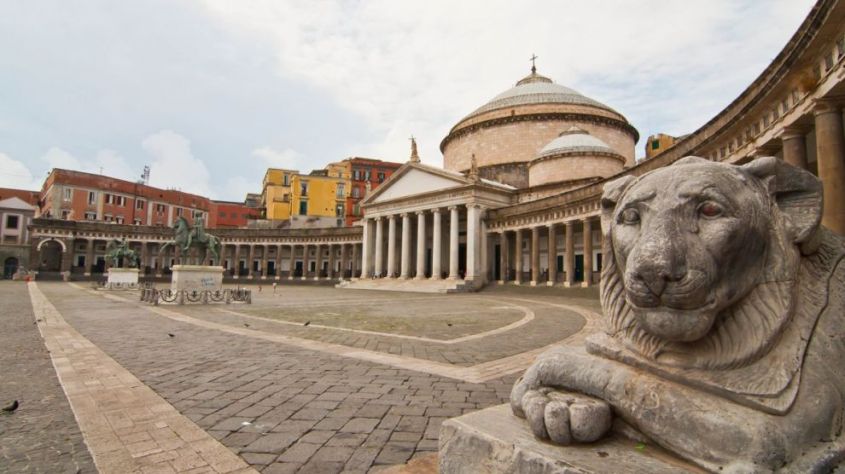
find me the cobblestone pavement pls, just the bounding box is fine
[167,287,590,367]
[19,282,599,473]
[0,282,96,474]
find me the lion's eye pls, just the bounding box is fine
[698,201,723,218]
[620,208,640,224]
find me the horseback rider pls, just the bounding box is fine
[184,214,207,251]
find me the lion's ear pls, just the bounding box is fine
[600,175,636,235]
[741,156,822,248]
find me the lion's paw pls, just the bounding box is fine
[514,385,611,445]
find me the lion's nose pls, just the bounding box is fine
[632,267,685,297]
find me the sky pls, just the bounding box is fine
[0,0,816,201]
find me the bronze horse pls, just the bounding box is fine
[159,216,221,265]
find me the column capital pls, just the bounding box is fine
[387,214,396,221]
[447,205,459,211]
[401,212,410,218]
[777,125,808,140]
[415,210,425,216]
[565,220,576,228]
[813,98,842,116]
[374,216,383,221]
[431,207,442,215]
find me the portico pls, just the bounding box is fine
[346,162,513,292]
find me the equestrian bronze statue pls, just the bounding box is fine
[105,238,139,268]
[160,216,222,265]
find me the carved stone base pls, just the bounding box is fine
[105,268,139,289]
[171,265,224,291]
[439,404,702,474]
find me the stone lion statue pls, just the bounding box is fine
[511,156,845,473]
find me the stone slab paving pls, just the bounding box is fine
[26,282,256,474]
[38,283,538,473]
[0,281,96,474]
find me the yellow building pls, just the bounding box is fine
[261,167,347,224]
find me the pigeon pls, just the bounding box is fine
[168,333,175,338]
[303,321,311,327]
[447,323,453,327]
[2,400,19,413]
[243,323,250,328]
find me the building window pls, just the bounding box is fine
[651,140,660,150]
[364,170,371,180]
[299,200,308,215]
[176,208,183,217]
[377,172,385,182]
[156,204,166,214]
[136,199,145,210]
[352,187,360,198]
[84,212,97,220]
[88,191,97,205]
[300,182,308,196]
[352,169,360,180]
[5,215,19,229]
[63,188,72,201]
[134,218,142,225]
[115,216,124,224]
[335,203,344,217]
[336,183,345,198]
[837,36,845,59]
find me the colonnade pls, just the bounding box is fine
[359,204,485,282]
[779,100,845,235]
[494,217,598,287]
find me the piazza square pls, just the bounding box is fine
[2,1,845,473]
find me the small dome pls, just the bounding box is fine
[461,71,618,123]
[536,127,616,158]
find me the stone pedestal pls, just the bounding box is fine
[439,404,701,474]
[171,265,224,291]
[105,268,139,289]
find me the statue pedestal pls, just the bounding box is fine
[105,268,139,289]
[171,265,224,291]
[439,404,700,474]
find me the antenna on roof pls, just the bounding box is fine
[141,165,150,185]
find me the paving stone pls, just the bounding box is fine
[299,430,335,445]
[340,418,380,434]
[262,462,301,474]
[242,432,300,454]
[374,441,416,465]
[325,432,368,448]
[276,441,321,463]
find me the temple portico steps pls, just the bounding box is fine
[336,278,477,293]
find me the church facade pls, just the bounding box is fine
[26,0,845,289]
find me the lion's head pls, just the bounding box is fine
[599,156,822,369]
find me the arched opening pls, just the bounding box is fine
[3,257,19,279]
[39,240,63,272]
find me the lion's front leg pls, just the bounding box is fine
[511,377,612,445]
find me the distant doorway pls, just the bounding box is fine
[294,261,303,277]
[3,257,18,279]
[574,254,584,282]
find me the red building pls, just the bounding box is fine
[209,200,260,228]
[345,157,402,226]
[40,169,257,228]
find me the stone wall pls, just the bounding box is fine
[528,153,625,187]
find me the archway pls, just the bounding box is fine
[3,257,18,279]
[39,240,63,272]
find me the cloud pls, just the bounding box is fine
[37,146,138,183]
[198,0,814,162]
[252,146,302,170]
[0,152,44,190]
[143,130,213,197]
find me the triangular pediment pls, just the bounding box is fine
[0,196,36,211]
[368,166,467,204]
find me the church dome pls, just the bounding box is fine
[461,72,619,123]
[536,126,617,158]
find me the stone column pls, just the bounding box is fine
[351,243,359,279]
[514,229,523,285]
[387,215,397,278]
[814,101,845,235]
[360,218,371,279]
[156,242,165,277]
[448,206,459,280]
[275,244,283,280]
[260,245,269,279]
[374,217,384,278]
[564,222,575,287]
[138,242,148,275]
[288,244,296,280]
[59,239,73,273]
[328,244,336,279]
[547,224,557,286]
[340,243,348,279]
[781,127,808,170]
[400,213,411,279]
[247,244,256,279]
[431,209,442,280]
[314,243,323,280]
[498,231,508,284]
[233,244,241,279]
[530,226,540,286]
[85,239,95,276]
[582,219,593,288]
[301,244,310,280]
[466,204,481,283]
[480,219,489,283]
[415,211,426,279]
